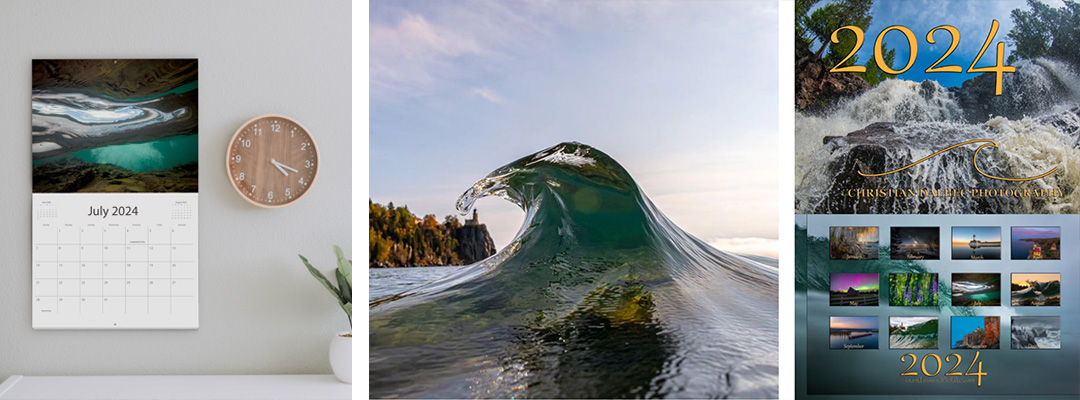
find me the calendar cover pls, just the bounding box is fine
[795,0,1080,398]
[31,59,199,329]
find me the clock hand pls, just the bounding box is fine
[279,163,299,173]
[270,158,290,177]
[271,158,300,173]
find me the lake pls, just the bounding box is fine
[368,266,466,301]
[951,246,1000,260]
[829,331,879,349]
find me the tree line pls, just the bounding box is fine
[369,200,464,267]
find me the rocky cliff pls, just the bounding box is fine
[453,224,497,264]
[981,317,1000,348]
[795,42,869,113]
[33,156,198,193]
[955,317,1000,349]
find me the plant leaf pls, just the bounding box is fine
[343,302,352,328]
[334,245,352,289]
[336,268,352,304]
[299,254,344,310]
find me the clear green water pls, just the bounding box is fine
[370,143,779,398]
[966,292,999,301]
[34,134,198,172]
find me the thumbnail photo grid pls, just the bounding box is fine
[827,224,1063,351]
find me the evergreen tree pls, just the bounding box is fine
[1008,0,1080,66]
[796,0,896,83]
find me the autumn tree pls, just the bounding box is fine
[368,201,465,267]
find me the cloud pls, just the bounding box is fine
[708,237,779,258]
[369,0,698,101]
[370,13,485,96]
[370,1,781,249]
[471,87,505,104]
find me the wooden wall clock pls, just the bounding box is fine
[227,115,319,208]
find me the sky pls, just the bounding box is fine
[831,316,878,330]
[892,227,938,246]
[370,1,779,257]
[1011,226,1060,240]
[951,227,1001,246]
[810,0,1069,87]
[1010,226,1061,258]
[1012,273,1061,285]
[830,273,879,291]
[951,316,993,344]
[1013,316,1059,328]
[890,316,935,328]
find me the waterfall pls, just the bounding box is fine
[796,58,1080,214]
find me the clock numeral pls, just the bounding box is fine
[305,160,313,169]
[237,173,244,181]
[239,138,251,147]
[298,177,305,185]
[253,126,262,136]
[233,155,241,163]
[301,143,307,151]
[268,191,274,200]
[285,188,291,197]
[250,185,256,195]
[271,122,281,133]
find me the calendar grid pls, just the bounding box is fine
[55,227,58,314]
[32,195,198,329]
[170,227,174,314]
[78,226,81,314]
[124,227,128,314]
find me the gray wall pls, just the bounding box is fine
[0,0,351,379]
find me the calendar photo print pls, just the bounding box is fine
[31,59,198,330]
[32,59,198,193]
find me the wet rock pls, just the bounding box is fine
[454,224,497,264]
[32,156,197,193]
[952,61,1080,123]
[795,44,870,113]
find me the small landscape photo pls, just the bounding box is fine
[889,316,938,350]
[890,227,939,260]
[829,273,879,306]
[830,316,879,350]
[829,226,879,260]
[951,273,1001,307]
[1010,227,1060,260]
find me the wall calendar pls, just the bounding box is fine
[31,59,199,329]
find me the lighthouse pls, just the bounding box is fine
[465,209,480,226]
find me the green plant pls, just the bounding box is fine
[300,245,352,329]
[1007,0,1080,65]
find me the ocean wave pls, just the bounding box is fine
[370,142,778,398]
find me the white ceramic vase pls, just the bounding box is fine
[330,331,352,383]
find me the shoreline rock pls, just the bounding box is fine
[32,156,197,193]
[795,42,869,113]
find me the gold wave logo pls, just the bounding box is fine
[857,139,1056,181]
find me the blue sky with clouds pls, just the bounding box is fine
[817,0,1067,87]
[370,1,779,257]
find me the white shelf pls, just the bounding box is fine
[0,374,350,400]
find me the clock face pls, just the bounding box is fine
[227,115,318,207]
